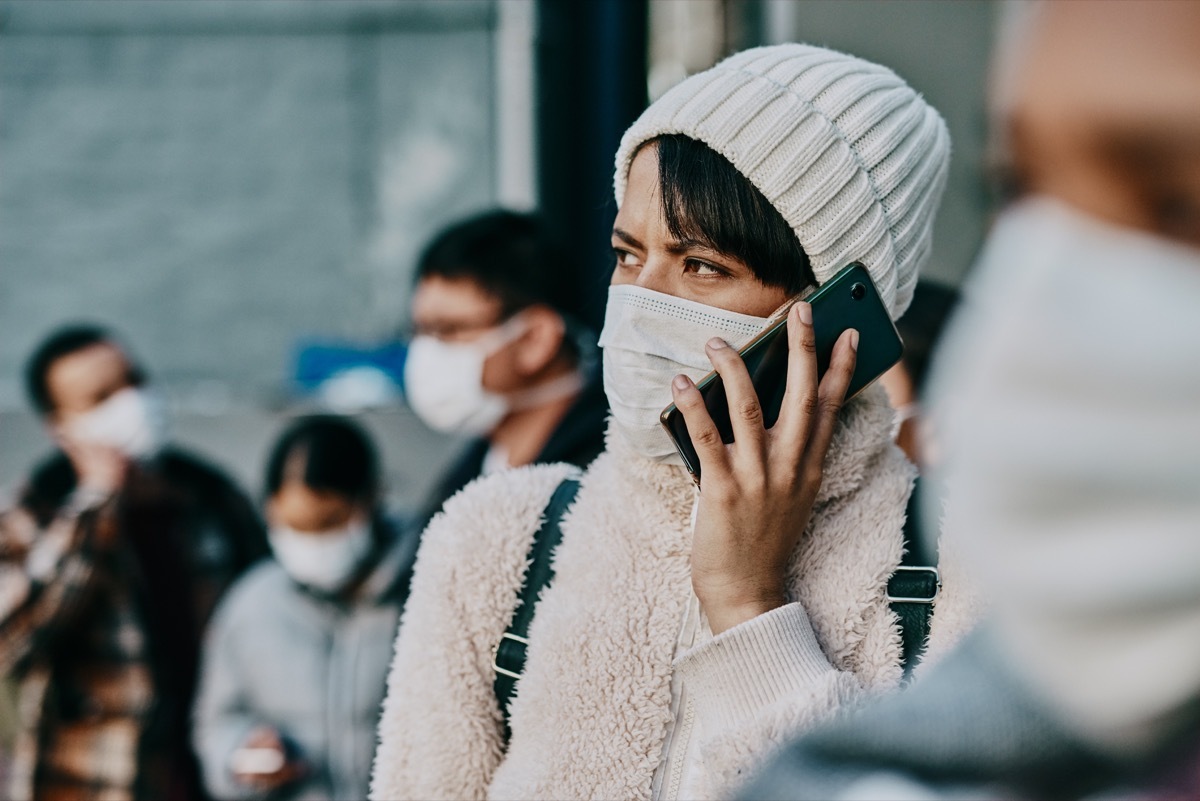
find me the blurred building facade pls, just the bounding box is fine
[0,0,998,502]
[0,0,521,410]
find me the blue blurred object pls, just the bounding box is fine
[292,340,407,411]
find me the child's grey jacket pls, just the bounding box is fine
[193,521,417,801]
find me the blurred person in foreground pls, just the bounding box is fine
[194,415,415,800]
[0,325,268,801]
[371,44,975,801]
[403,210,608,530]
[742,2,1200,798]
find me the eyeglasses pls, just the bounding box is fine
[406,315,511,344]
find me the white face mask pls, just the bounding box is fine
[927,196,1200,752]
[403,316,528,436]
[62,386,168,460]
[598,284,772,462]
[269,517,373,593]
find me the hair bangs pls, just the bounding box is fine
[652,135,813,295]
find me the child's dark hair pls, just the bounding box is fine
[651,134,816,295]
[264,415,380,503]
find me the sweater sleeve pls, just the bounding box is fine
[674,603,866,797]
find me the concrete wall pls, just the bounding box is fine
[0,0,501,410]
[0,0,512,504]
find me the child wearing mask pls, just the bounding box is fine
[193,415,417,801]
[371,44,978,801]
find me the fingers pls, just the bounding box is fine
[776,302,820,443]
[702,336,766,450]
[670,373,731,479]
[799,329,859,479]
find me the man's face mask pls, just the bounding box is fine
[402,316,529,436]
[927,196,1200,752]
[598,284,772,463]
[60,386,168,460]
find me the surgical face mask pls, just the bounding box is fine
[598,284,772,462]
[269,517,373,593]
[62,386,167,460]
[403,316,528,436]
[926,196,1200,752]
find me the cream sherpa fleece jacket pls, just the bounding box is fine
[371,385,975,800]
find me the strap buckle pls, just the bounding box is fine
[492,631,529,680]
[886,566,941,604]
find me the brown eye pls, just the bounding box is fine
[612,248,638,268]
[684,259,726,277]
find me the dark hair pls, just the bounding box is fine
[416,210,578,319]
[651,135,815,295]
[896,280,960,393]
[264,415,380,503]
[24,324,143,415]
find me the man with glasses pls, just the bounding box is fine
[403,211,607,530]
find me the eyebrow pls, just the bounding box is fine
[613,226,715,256]
[612,227,644,250]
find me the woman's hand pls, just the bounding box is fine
[670,301,859,634]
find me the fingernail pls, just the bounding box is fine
[849,329,860,351]
[707,337,728,349]
[796,302,812,325]
[673,374,691,391]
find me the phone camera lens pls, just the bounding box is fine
[851,282,866,301]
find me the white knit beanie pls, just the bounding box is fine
[614,44,951,319]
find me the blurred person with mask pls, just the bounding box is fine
[403,210,608,530]
[194,415,415,801]
[0,324,268,801]
[741,2,1200,799]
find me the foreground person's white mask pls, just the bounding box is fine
[927,196,1200,753]
[598,285,771,462]
[269,518,373,593]
[403,316,528,436]
[62,386,168,460]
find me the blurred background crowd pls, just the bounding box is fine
[3,1,1198,800]
[0,0,993,504]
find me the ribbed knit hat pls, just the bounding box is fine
[614,44,950,319]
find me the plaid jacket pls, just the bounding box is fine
[0,450,267,801]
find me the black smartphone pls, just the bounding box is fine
[659,262,903,482]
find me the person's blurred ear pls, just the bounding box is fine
[513,304,567,377]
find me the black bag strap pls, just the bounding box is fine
[887,476,941,678]
[492,477,581,740]
[492,474,937,743]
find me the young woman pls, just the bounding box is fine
[372,44,976,801]
[193,415,418,800]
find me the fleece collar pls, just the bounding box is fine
[488,383,911,800]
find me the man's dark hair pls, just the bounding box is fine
[24,323,141,415]
[265,414,380,503]
[652,134,815,295]
[415,210,578,320]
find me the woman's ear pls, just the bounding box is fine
[514,305,567,377]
